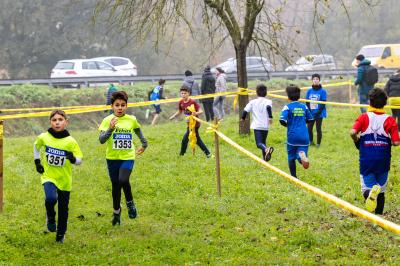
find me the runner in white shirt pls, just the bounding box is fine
[240,84,274,161]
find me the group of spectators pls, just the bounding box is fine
[182,66,228,122]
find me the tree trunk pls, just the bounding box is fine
[236,45,250,135]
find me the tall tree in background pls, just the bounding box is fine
[94,0,295,134]
[94,0,373,134]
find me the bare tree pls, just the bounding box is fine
[94,0,373,134]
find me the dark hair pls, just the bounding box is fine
[286,85,301,101]
[256,84,267,97]
[180,85,190,92]
[311,73,320,80]
[111,91,128,104]
[50,109,67,120]
[369,88,387,108]
[356,54,365,61]
[159,79,166,85]
[184,70,193,76]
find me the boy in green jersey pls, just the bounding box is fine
[99,91,148,225]
[34,110,83,243]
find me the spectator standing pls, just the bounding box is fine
[183,70,200,96]
[106,84,118,114]
[354,54,374,113]
[384,69,400,130]
[213,67,227,121]
[200,65,216,122]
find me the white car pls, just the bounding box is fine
[212,56,273,74]
[92,56,137,76]
[50,59,129,78]
[285,55,336,71]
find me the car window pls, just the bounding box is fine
[323,56,333,64]
[54,62,74,69]
[382,47,391,59]
[246,58,259,66]
[359,47,384,57]
[395,47,400,56]
[96,61,114,70]
[296,57,312,65]
[313,57,323,65]
[82,61,98,70]
[111,58,129,66]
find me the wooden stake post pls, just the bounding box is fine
[214,119,221,196]
[0,120,3,212]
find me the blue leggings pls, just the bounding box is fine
[43,182,70,235]
[107,160,134,211]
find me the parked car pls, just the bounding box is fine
[351,44,400,68]
[91,56,137,76]
[285,54,337,71]
[50,59,129,78]
[211,56,273,74]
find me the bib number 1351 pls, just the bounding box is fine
[46,154,66,166]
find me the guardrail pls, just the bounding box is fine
[0,69,396,87]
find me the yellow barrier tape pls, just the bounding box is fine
[192,115,400,235]
[233,87,249,110]
[187,105,197,154]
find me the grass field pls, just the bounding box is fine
[1,104,400,265]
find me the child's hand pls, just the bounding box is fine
[65,151,77,164]
[34,159,44,174]
[136,147,146,155]
[109,117,118,129]
[354,138,360,150]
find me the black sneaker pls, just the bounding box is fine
[55,234,65,243]
[127,201,137,219]
[264,147,274,162]
[112,212,121,226]
[46,215,56,232]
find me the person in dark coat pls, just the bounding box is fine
[200,65,216,121]
[354,54,374,113]
[384,69,400,130]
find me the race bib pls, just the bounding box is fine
[45,146,66,167]
[112,133,133,150]
[309,95,319,110]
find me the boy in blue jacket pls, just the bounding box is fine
[280,85,314,178]
[306,73,327,147]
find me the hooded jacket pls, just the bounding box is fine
[215,73,227,93]
[384,74,400,97]
[183,75,200,96]
[355,59,374,94]
[200,68,216,100]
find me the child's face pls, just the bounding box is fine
[180,90,189,100]
[312,77,320,86]
[112,99,128,117]
[50,114,68,132]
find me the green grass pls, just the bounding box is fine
[1,100,400,265]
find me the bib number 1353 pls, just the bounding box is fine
[113,133,133,150]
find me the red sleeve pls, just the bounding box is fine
[384,116,400,142]
[192,99,200,112]
[178,100,183,113]
[352,114,369,133]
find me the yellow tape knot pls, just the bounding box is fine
[233,87,249,110]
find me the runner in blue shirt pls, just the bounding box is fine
[280,85,313,178]
[306,73,327,147]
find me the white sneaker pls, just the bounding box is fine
[145,109,150,119]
